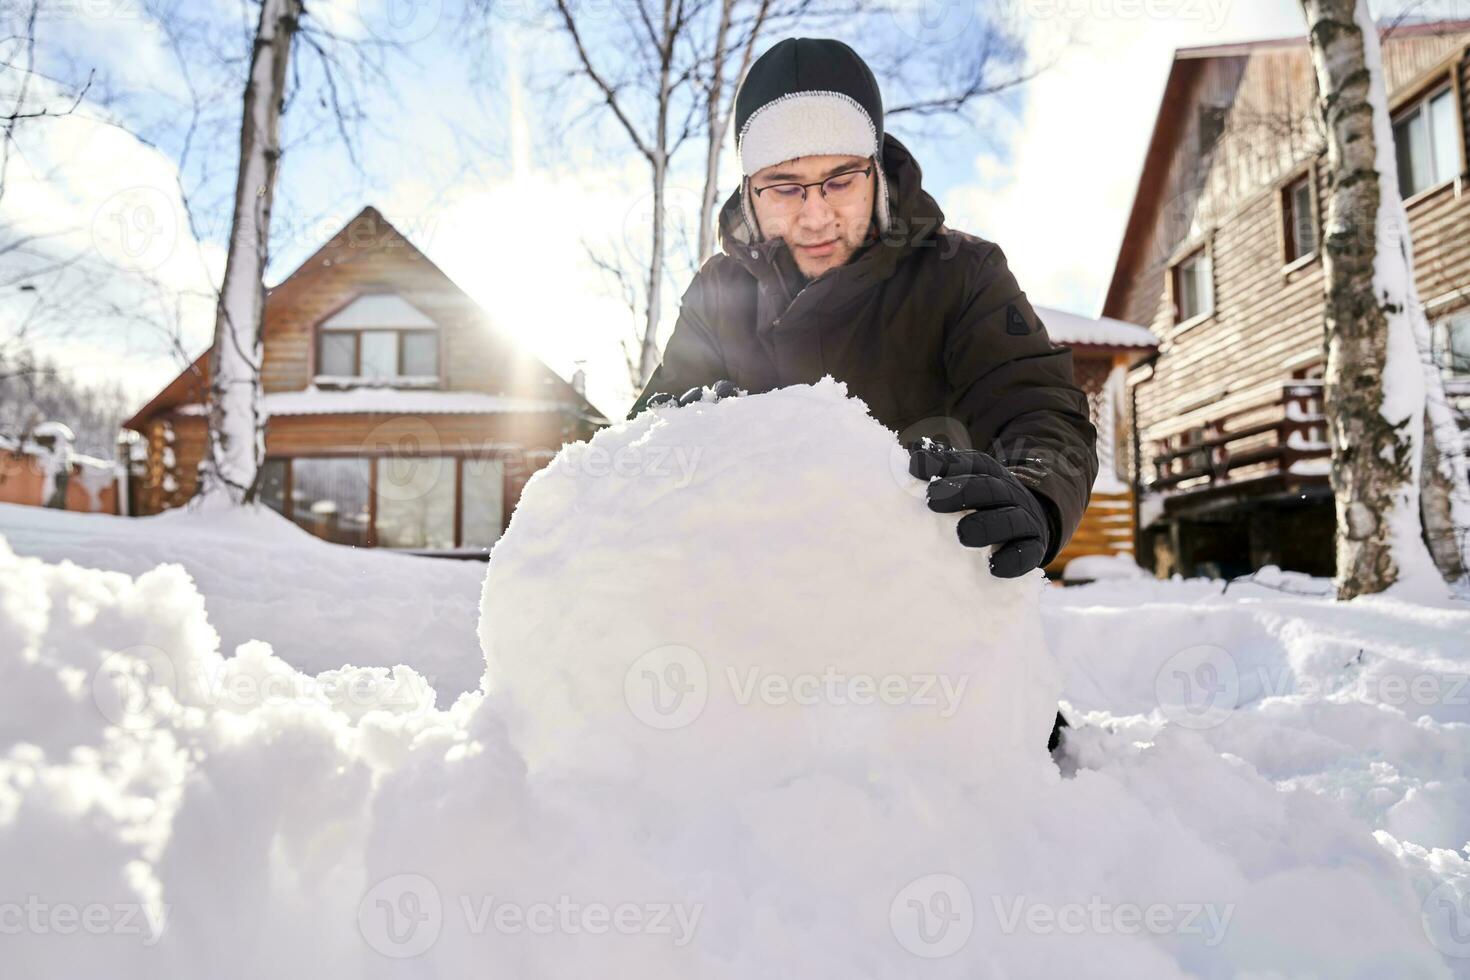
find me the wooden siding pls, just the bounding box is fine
[1044,350,1140,576]
[1107,30,1470,497]
[1050,490,1134,575]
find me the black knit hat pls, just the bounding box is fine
[734,37,890,239]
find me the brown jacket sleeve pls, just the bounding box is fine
[628,273,729,419]
[942,243,1099,565]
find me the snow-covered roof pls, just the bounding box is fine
[261,388,575,416]
[321,294,436,330]
[32,421,76,442]
[1035,306,1158,348]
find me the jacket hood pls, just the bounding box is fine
[716,132,947,292]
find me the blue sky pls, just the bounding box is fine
[9,0,1465,417]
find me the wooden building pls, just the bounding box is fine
[0,424,120,515]
[1103,20,1470,578]
[1035,306,1158,577]
[124,206,605,554]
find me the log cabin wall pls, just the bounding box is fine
[1104,26,1470,575]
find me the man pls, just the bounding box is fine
[632,38,1097,750]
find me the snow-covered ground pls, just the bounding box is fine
[2,380,1469,977]
[0,501,487,697]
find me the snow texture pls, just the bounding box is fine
[0,380,1467,977]
[1035,305,1158,349]
[261,387,574,416]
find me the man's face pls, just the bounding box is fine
[749,153,875,279]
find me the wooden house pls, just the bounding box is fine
[0,424,121,515]
[1035,306,1158,577]
[124,206,605,553]
[1103,19,1470,578]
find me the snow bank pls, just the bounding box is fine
[0,501,486,696]
[0,380,1465,977]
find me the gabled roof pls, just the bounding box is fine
[125,206,607,431]
[1101,18,1470,320]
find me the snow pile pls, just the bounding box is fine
[481,377,1059,784]
[0,379,1464,977]
[1062,552,1150,582]
[0,501,487,696]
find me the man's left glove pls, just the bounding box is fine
[644,379,741,409]
[909,444,1053,578]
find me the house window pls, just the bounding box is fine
[262,454,510,551]
[316,294,440,383]
[290,458,371,548]
[1438,312,1470,377]
[374,455,456,550]
[1393,83,1461,199]
[317,329,440,381]
[1282,174,1317,263]
[461,455,506,549]
[1198,104,1228,156]
[1173,247,1213,324]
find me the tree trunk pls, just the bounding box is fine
[640,149,666,387]
[203,0,299,504]
[1301,0,1441,598]
[696,0,736,266]
[1421,403,1470,582]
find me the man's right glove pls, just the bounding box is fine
[908,444,1053,578]
[645,379,741,409]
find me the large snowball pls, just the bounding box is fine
[480,378,1062,790]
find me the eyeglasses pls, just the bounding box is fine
[751,164,874,216]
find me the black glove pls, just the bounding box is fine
[645,379,741,409]
[908,444,1053,578]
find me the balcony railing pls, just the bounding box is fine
[1147,381,1329,495]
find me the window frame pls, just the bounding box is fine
[1280,168,1320,269]
[1391,78,1465,205]
[315,327,440,383]
[263,452,511,552]
[1436,310,1470,380]
[312,293,443,386]
[1170,242,1215,331]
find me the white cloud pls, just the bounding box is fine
[0,72,222,404]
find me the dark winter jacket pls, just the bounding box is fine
[631,133,1098,565]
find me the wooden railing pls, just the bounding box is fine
[1147,381,1329,495]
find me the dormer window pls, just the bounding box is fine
[316,294,439,385]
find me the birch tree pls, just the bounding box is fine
[1300,0,1460,597]
[202,0,301,503]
